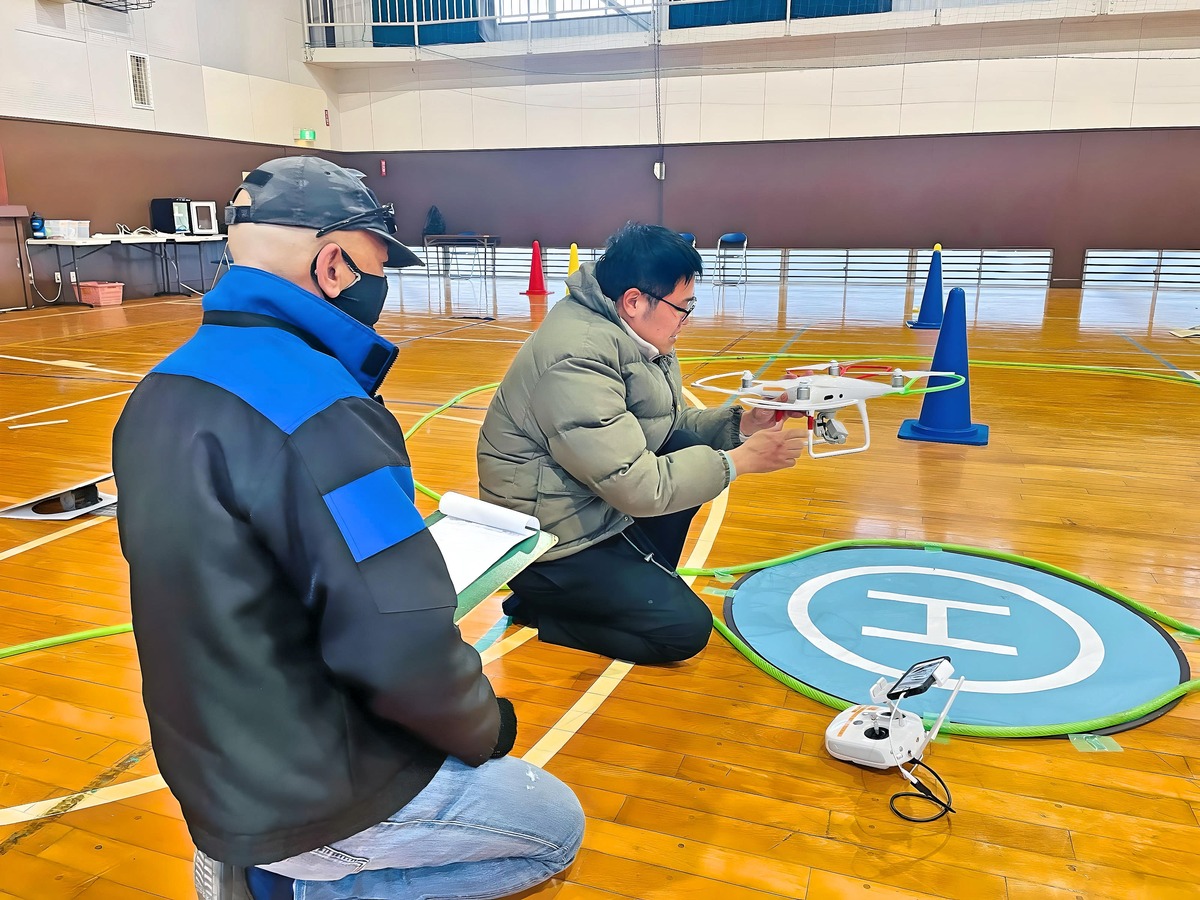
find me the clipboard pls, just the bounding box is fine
[422,506,558,622]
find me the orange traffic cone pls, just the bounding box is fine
[521,240,552,297]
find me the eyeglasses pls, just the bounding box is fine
[316,203,397,239]
[642,290,697,319]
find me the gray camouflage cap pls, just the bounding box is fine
[225,156,422,268]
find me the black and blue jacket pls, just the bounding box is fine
[113,266,502,866]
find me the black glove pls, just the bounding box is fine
[490,697,518,759]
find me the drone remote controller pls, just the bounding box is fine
[825,657,964,770]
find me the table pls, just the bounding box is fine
[163,234,229,294]
[26,233,227,300]
[423,234,500,281]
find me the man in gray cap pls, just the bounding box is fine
[113,157,583,900]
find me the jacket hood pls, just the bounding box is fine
[565,262,622,327]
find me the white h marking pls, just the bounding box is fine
[861,590,1018,656]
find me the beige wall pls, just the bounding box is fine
[327,11,1200,151]
[0,0,336,148]
[1,0,1198,153]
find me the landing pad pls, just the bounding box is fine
[725,544,1190,734]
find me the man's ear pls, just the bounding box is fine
[618,286,643,316]
[312,243,344,296]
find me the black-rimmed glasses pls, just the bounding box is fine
[642,290,697,319]
[315,203,397,238]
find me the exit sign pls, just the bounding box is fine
[299,128,316,141]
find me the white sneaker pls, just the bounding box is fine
[194,849,254,900]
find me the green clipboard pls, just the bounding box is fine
[424,510,558,622]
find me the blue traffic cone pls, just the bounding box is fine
[898,287,989,446]
[907,244,944,329]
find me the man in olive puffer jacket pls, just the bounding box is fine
[478,223,806,665]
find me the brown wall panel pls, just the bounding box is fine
[0,118,315,233]
[343,146,664,251]
[661,129,1200,283]
[3,117,1199,289]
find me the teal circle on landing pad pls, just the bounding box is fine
[724,546,1189,733]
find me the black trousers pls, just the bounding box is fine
[507,430,715,665]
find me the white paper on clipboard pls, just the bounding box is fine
[426,492,540,593]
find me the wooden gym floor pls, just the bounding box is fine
[1,274,1199,899]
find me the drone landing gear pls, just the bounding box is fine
[804,401,868,458]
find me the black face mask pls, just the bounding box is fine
[311,247,388,328]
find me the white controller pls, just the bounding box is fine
[824,657,965,770]
[826,705,930,769]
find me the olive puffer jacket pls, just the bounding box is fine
[477,262,741,560]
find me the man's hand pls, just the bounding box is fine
[727,421,807,475]
[740,394,806,437]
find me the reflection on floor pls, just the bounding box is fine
[384,272,1200,338]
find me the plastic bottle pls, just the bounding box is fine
[30,213,46,239]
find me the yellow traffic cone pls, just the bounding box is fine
[563,243,580,297]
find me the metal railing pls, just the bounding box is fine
[1083,250,1200,289]
[305,0,1200,48]
[402,244,1053,285]
[305,0,655,47]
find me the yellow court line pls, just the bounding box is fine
[479,627,537,665]
[0,393,730,822]
[0,775,166,828]
[521,659,635,768]
[0,516,112,562]
[390,411,485,428]
[518,385,728,768]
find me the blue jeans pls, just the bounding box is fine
[260,756,585,900]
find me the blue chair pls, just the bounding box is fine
[678,232,696,248]
[714,232,748,286]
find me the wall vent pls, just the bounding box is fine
[78,1,156,11]
[128,52,153,109]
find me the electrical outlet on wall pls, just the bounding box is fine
[54,272,61,284]
[69,272,77,283]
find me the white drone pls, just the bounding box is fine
[692,360,965,458]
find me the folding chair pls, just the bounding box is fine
[714,232,748,286]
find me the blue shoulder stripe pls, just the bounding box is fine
[322,466,424,563]
[154,325,363,435]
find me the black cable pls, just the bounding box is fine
[889,759,955,823]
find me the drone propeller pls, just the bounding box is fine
[783,358,884,377]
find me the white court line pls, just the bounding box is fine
[8,419,68,430]
[0,389,134,424]
[0,353,143,379]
